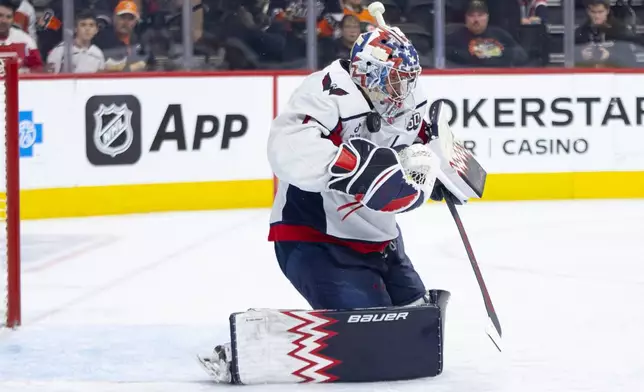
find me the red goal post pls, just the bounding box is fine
[0,54,21,329]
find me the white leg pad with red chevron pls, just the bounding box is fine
[199,290,450,385]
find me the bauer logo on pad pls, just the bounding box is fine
[85,95,141,165]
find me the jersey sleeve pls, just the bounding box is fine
[268,84,341,193]
[17,0,38,43]
[46,45,63,73]
[96,47,106,71]
[23,33,43,71]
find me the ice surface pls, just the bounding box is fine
[1,200,644,392]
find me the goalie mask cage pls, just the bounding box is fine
[0,55,21,329]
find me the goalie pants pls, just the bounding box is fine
[274,229,426,309]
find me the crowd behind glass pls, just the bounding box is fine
[1,0,642,73]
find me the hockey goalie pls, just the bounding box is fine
[198,3,486,385]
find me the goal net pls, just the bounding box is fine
[0,55,20,329]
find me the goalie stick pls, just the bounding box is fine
[424,97,501,352]
[441,186,503,352]
[368,6,500,345]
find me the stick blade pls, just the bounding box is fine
[485,319,503,352]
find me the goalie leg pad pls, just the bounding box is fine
[229,289,450,385]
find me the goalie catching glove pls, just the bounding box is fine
[327,138,438,214]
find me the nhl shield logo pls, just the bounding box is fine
[86,95,141,165]
[93,104,134,157]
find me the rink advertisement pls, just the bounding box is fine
[420,73,644,175]
[277,73,644,174]
[17,75,275,218]
[15,71,644,219]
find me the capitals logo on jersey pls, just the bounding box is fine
[322,73,348,96]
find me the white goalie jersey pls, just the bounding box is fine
[268,59,429,253]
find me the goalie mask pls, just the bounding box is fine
[349,27,421,124]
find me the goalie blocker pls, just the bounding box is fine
[227,289,450,384]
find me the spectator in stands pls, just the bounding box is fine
[218,1,290,65]
[575,0,638,67]
[519,0,547,25]
[79,0,112,29]
[611,0,638,34]
[14,1,37,43]
[319,13,360,67]
[47,10,104,73]
[31,1,62,61]
[0,0,42,72]
[93,0,151,72]
[343,0,376,26]
[318,0,376,38]
[32,1,115,62]
[135,0,206,68]
[515,0,549,66]
[138,0,204,42]
[445,0,528,67]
